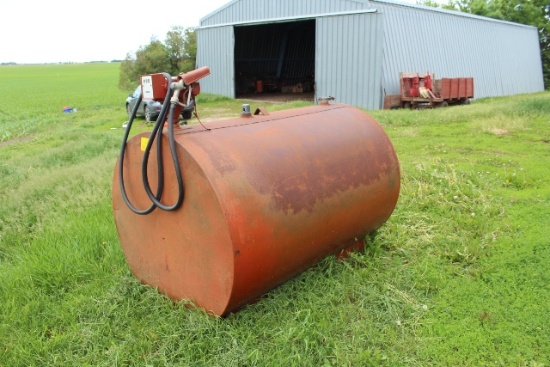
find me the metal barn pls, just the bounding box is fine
[196,0,544,109]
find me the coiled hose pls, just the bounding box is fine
[117,73,184,215]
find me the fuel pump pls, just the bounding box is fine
[117,66,211,215]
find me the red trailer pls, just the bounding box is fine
[384,72,474,109]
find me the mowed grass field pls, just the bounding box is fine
[0,62,549,366]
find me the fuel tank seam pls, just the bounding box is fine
[175,105,348,136]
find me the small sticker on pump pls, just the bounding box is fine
[141,137,149,151]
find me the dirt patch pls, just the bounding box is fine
[489,128,509,136]
[191,92,315,123]
[195,116,233,123]
[0,135,33,148]
[237,92,315,104]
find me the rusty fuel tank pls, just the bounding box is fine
[112,103,400,316]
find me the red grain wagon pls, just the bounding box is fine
[384,72,474,109]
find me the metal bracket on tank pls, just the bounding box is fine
[317,96,335,105]
[254,107,269,115]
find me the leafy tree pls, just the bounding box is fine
[180,27,197,73]
[417,0,550,88]
[165,26,197,73]
[445,0,500,16]
[118,27,197,91]
[118,54,136,91]
[419,0,447,8]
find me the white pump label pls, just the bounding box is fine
[141,75,154,100]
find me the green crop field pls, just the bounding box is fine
[0,63,549,366]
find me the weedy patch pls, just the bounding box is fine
[487,128,509,136]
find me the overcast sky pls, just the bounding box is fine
[0,0,423,64]
[0,0,230,64]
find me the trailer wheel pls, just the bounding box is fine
[439,101,449,108]
[462,98,471,105]
[403,102,411,109]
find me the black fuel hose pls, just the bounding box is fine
[117,73,184,215]
[118,93,159,215]
[141,89,184,211]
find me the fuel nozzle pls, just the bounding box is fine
[179,66,211,85]
[170,79,185,103]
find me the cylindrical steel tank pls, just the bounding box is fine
[112,103,400,316]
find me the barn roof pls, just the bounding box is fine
[200,0,536,30]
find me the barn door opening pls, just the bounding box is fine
[234,19,315,102]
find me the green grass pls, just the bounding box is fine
[0,63,549,366]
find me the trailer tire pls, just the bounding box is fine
[403,102,411,109]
